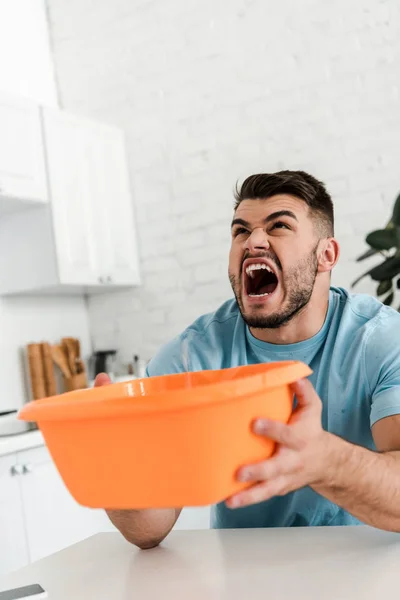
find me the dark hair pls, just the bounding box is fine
[234,170,334,236]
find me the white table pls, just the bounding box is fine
[0,526,399,599]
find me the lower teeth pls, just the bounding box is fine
[249,293,269,297]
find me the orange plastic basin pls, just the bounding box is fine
[18,361,311,509]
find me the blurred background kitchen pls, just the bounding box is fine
[0,0,400,576]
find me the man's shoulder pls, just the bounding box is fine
[332,286,400,351]
[332,286,400,326]
[146,299,241,376]
[335,289,400,407]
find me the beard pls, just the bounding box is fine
[229,246,319,329]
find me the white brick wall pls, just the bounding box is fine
[47,0,400,364]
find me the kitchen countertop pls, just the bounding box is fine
[0,526,399,599]
[0,429,44,457]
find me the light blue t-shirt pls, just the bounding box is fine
[146,287,400,528]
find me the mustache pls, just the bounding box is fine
[241,252,282,273]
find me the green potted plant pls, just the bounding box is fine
[352,192,400,309]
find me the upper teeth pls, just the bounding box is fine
[246,263,274,278]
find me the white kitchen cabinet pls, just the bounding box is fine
[0,455,29,576]
[0,107,140,295]
[0,92,47,210]
[17,446,115,563]
[0,445,115,577]
[42,108,140,289]
[41,109,100,286]
[89,123,141,286]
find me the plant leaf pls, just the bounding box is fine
[352,264,381,288]
[365,229,396,250]
[392,192,400,227]
[383,291,394,306]
[356,247,381,262]
[369,255,400,282]
[377,280,392,296]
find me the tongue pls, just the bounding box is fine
[259,281,277,294]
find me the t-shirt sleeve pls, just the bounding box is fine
[145,333,190,377]
[367,308,400,427]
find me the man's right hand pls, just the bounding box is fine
[94,372,181,549]
[94,372,112,387]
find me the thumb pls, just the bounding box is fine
[94,373,112,387]
[290,378,319,408]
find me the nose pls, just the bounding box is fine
[245,227,270,253]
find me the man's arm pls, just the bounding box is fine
[311,414,400,530]
[95,373,182,549]
[227,379,400,532]
[312,428,400,531]
[106,508,182,549]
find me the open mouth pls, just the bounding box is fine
[244,262,279,297]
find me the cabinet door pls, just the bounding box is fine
[88,124,140,286]
[0,92,47,203]
[0,455,29,576]
[42,109,99,285]
[18,446,114,563]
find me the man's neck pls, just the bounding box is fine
[249,293,330,345]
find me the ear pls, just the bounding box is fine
[317,238,340,273]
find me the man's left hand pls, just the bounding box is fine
[226,378,332,509]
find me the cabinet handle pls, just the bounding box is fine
[106,275,113,283]
[98,276,105,284]
[10,464,24,476]
[23,464,33,474]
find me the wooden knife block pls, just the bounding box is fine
[63,372,88,392]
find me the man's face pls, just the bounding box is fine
[228,194,322,329]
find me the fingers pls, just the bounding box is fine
[94,373,112,387]
[227,379,324,510]
[237,453,302,484]
[227,477,290,508]
[253,418,303,449]
[290,378,319,408]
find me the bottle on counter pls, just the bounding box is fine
[134,355,147,379]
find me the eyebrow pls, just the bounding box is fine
[231,210,298,229]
